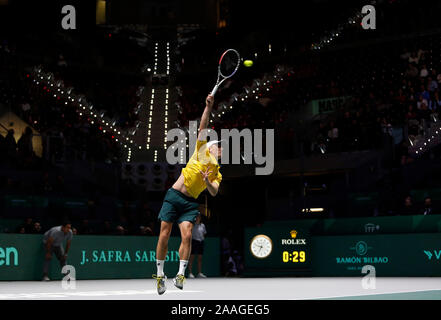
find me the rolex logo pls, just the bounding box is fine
[281,230,306,246]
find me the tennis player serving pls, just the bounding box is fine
[153,94,223,295]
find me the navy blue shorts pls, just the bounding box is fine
[158,188,200,224]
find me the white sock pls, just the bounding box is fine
[156,260,165,277]
[178,260,188,276]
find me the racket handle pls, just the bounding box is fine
[210,84,219,97]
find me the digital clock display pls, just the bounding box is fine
[282,251,306,263]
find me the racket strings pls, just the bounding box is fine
[220,51,240,78]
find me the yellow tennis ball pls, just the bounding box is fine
[243,60,253,67]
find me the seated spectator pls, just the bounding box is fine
[428,77,438,92]
[418,84,430,102]
[327,121,339,140]
[31,221,42,234]
[405,63,419,78]
[138,225,154,236]
[401,195,418,215]
[400,49,411,61]
[420,196,435,215]
[408,52,419,65]
[417,48,426,64]
[57,54,67,67]
[102,221,113,235]
[428,91,441,111]
[420,64,429,78]
[17,217,33,234]
[417,102,431,122]
[416,95,428,110]
[79,219,93,235]
[405,105,417,120]
[115,225,126,235]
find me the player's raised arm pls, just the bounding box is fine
[198,94,214,141]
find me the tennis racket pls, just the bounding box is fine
[210,49,241,97]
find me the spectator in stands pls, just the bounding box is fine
[405,105,417,121]
[420,64,429,78]
[400,48,411,61]
[115,225,126,235]
[405,63,418,78]
[327,121,339,152]
[31,221,42,234]
[42,221,73,281]
[417,49,426,63]
[232,249,244,276]
[138,225,154,236]
[138,200,155,235]
[0,132,5,161]
[57,54,67,67]
[398,140,412,165]
[221,229,233,276]
[102,221,113,235]
[417,102,431,123]
[420,196,435,215]
[17,217,33,234]
[401,195,417,215]
[188,213,207,278]
[417,95,428,110]
[418,84,430,102]
[17,126,35,167]
[428,77,438,92]
[4,129,17,162]
[20,101,31,120]
[79,219,93,235]
[40,171,53,194]
[408,52,419,65]
[429,90,441,111]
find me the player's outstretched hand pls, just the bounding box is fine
[206,94,214,108]
[199,168,213,182]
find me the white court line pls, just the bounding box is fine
[0,289,203,299]
[307,287,441,300]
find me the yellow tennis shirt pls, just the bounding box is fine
[182,139,222,199]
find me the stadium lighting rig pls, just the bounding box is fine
[413,126,441,156]
[209,65,294,124]
[29,66,137,152]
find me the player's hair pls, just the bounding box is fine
[61,220,71,227]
